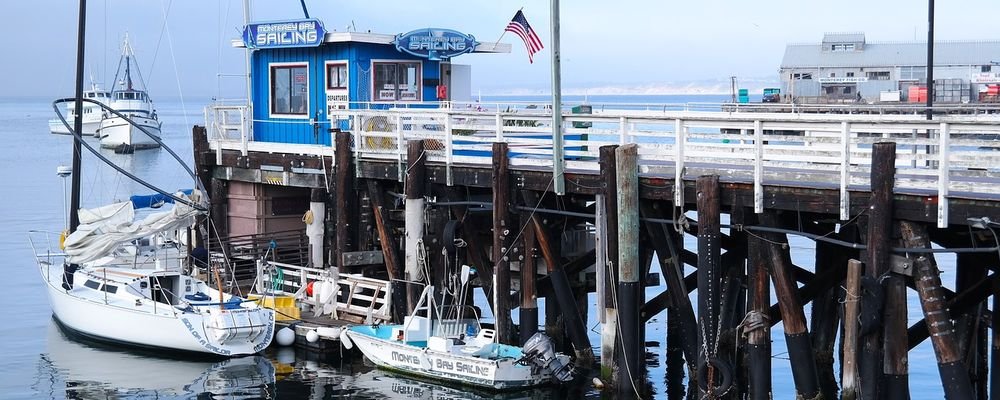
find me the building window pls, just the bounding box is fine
[326,63,348,90]
[373,61,421,101]
[900,66,926,81]
[792,73,812,80]
[831,44,855,52]
[983,65,993,73]
[847,72,855,77]
[829,73,836,78]
[270,64,309,116]
[867,71,890,81]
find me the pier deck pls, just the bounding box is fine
[196,104,1000,398]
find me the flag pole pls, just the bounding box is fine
[491,8,522,51]
[550,0,565,194]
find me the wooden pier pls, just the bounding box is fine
[197,104,1000,398]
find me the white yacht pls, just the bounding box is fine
[49,82,111,136]
[99,36,162,150]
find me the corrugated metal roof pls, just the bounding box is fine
[822,32,865,45]
[781,40,1000,68]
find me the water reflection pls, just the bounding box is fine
[36,318,276,399]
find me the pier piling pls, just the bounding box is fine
[403,140,426,313]
[696,175,730,397]
[333,131,352,286]
[615,144,643,397]
[519,218,539,345]
[599,145,620,381]
[491,142,514,345]
[760,210,821,400]
[745,211,772,400]
[900,220,974,399]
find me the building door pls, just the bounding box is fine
[439,62,452,101]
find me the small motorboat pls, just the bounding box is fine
[343,283,575,390]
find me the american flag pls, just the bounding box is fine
[505,10,544,63]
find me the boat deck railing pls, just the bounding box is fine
[206,103,1000,228]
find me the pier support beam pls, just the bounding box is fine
[842,259,863,400]
[861,142,896,400]
[333,131,352,291]
[760,210,821,400]
[524,190,594,365]
[492,142,514,345]
[746,212,772,400]
[598,145,619,382]
[809,222,843,400]
[992,272,1000,400]
[615,144,644,397]
[519,219,539,345]
[696,175,730,397]
[367,180,407,323]
[640,200,697,370]
[956,252,988,399]
[884,270,910,400]
[404,140,426,312]
[900,220,974,399]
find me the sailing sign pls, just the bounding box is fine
[243,19,326,49]
[393,28,478,61]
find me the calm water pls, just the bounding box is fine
[0,95,951,399]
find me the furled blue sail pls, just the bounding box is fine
[130,189,194,209]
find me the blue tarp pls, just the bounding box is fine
[130,189,193,209]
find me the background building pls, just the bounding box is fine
[779,32,1000,103]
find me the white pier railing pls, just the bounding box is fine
[207,105,1000,228]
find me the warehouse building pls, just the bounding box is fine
[779,32,1000,103]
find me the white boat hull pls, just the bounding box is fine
[99,115,161,149]
[345,329,550,390]
[49,118,102,136]
[40,264,274,357]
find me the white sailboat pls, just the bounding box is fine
[48,81,111,136]
[30,192,275,357]
[99,35,162,150]
[34,10,274,357]
[343,283,575,390]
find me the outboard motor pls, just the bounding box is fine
[519,332,575,383]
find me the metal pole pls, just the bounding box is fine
[69,0,86,234]
[550,0,564,194]
[926,0,935,120]
[243,0,254,137]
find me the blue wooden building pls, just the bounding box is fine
[238,19,509,145]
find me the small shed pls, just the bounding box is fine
[237,19,509,145]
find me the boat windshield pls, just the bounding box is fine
[433,304,482,337]
[115,91,146,101]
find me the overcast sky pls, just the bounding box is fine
[4,0,1000,99]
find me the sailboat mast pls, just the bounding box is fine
[69,0,88,233]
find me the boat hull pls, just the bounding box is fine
[40,265,274,357]
[99,115,161,149]
[49,117,102,136]
[346,328,549,390]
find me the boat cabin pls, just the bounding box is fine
[237,19,509,145]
